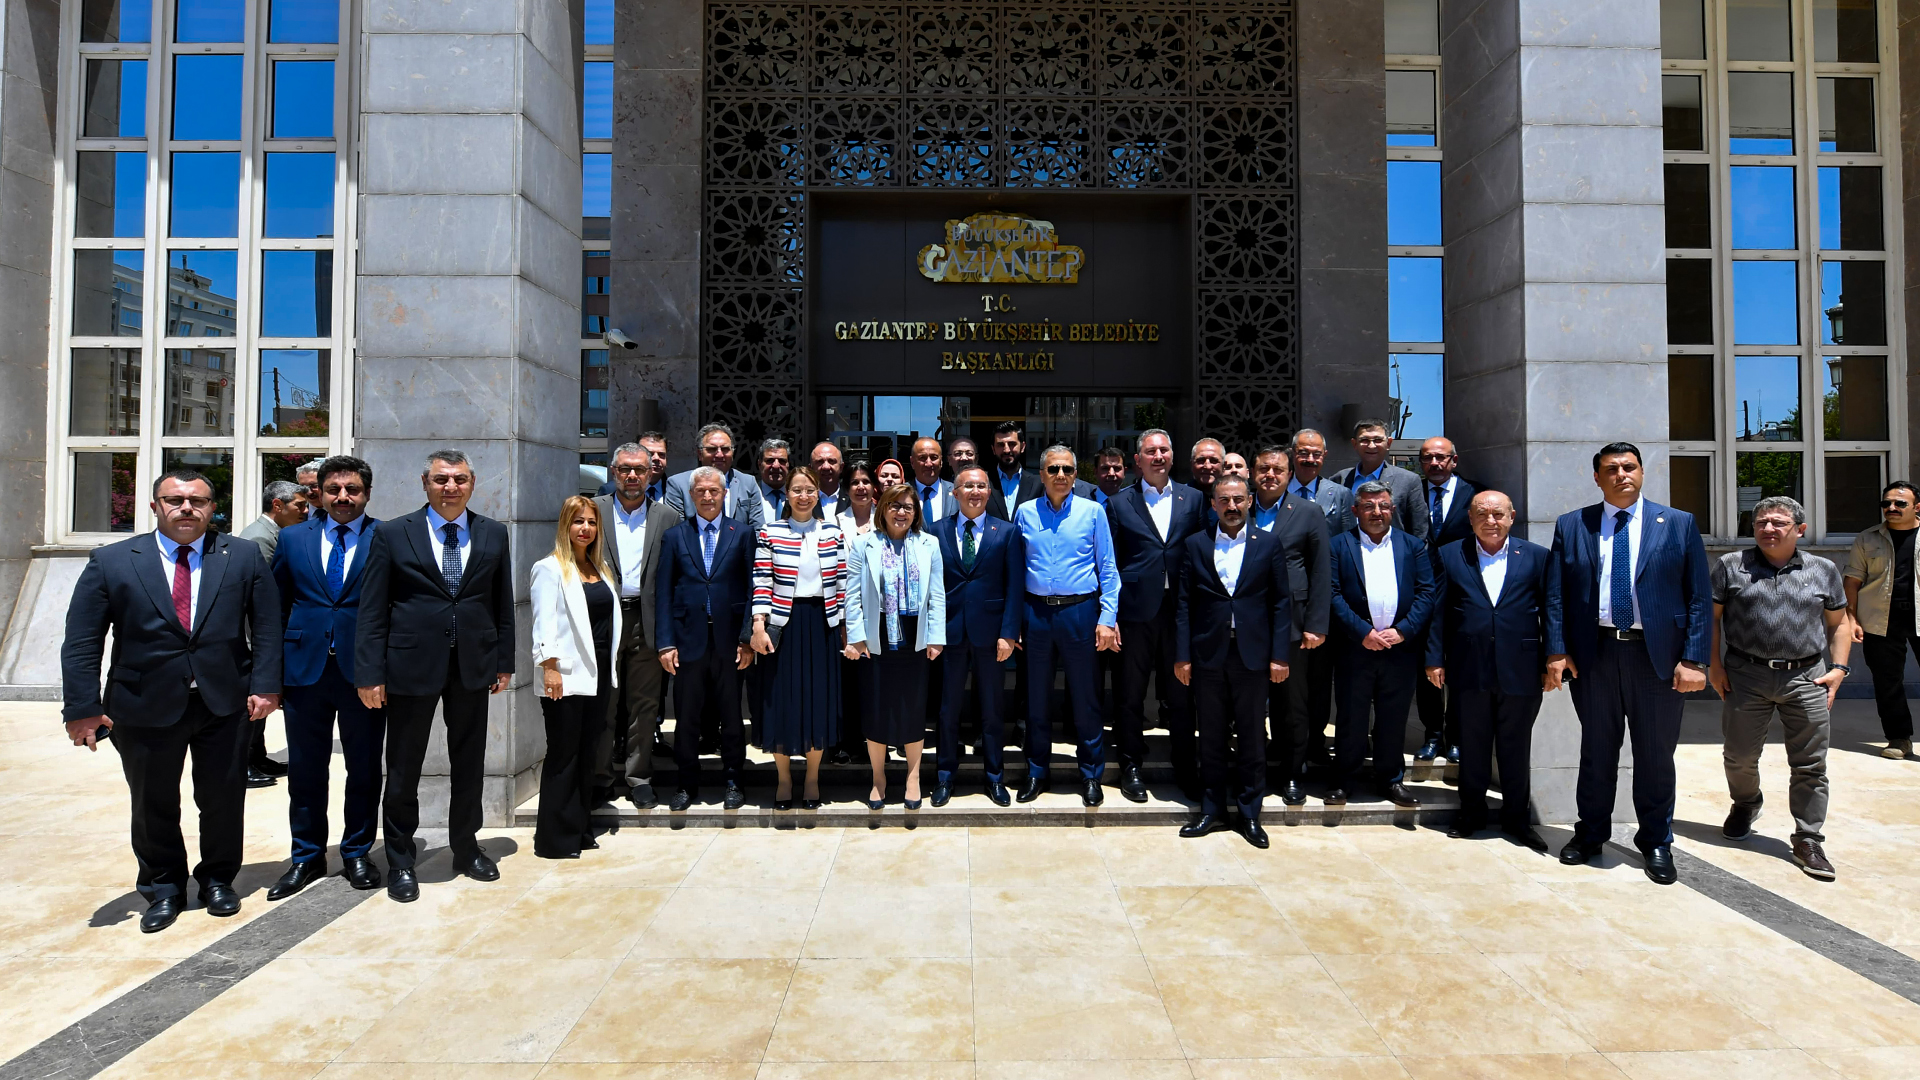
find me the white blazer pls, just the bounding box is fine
[844,530,947,652]
[530,555,622,697]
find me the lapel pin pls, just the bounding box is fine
[1656,517,1664,524]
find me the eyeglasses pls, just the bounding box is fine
[613,465,648,475]
[1418,453,1454,462]
[1044,465,1076,475]
[158,495,213,509]
[1883,500,1912,509]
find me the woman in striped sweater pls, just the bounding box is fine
[749,467,848,809]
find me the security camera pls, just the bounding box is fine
[604,328,638,350]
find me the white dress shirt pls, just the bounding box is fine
[611,497,649,598]
[155,530,206,617]
[761,490,784,525]
[792,517,824,597]
[318,513,370,580]
[1428,475,1459,523]
[918,479,947,523]
[1596,496,1645,629]
[426,506,472,577]
[1214,526,1247,628]
[1141,478,1175,539]
[1476,537,1510,605]
[816,488,840,521]
[1357,528,1400,631]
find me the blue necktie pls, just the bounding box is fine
[440,523,462,592]
[1430,484,1444,527]
[326,524,349,597]
[923,485,938,523]
[702,521,717,575]
[1610,509,1634,629]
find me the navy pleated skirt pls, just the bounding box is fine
[862,614,931,746]
[759,597,841,754]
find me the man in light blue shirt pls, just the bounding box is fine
[1014,445,1121,806]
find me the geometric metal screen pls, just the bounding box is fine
[703,2,1298,446]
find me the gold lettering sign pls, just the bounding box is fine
[917,213,1085,285]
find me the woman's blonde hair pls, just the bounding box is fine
[552,495,615,582]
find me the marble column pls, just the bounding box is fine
[356,0,583,823]
[1441,0,1667,823]
[1902,0,1920,481]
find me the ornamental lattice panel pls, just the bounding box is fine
[703,1,1298,448]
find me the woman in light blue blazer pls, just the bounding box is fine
[843,483,946,808]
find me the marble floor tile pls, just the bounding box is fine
[1320,953,1592,1057]
[287,881,529,958]
[757,1064,975,1080]
[1346,826,1532,887]
[1395,1054,1629,1079]
[0,956,171,1061]
[457,887,671,960]
[765,957,974,1061]
[539,1066,757,1080]
[338,958,616,1062]
[1150,954,1390,1059]
[1189,1060,1413,1079]
[320,1066,542,1079]
[98,1062,326,1080]
[802,885,971,958]
[1414,884,1634,954]
[1490,951,1788,1053]
[682,829,843,890]
[531,830,716,889]
[828,829,970,887]
[1602,1049,1845,1079]
[1543,881,1792,951]
[1646,947,1920,1048]
[628,887,820,959]
[979,1063,1193,1080]
[0,833,141,887]
[968,885,1137,957]
[1803,1046,1920,1079]
[550,957,794,1062]
[415,835,554,890]
[966,828,1111,888]
[1093,828,1256,887]
[1264,882,1472,955]
[1234,826,1394,891]
[1117,885,1309,956]
[971,955,1182,1060]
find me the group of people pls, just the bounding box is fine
[59,416,1909,934]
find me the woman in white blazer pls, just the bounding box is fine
[530,495,621,858]
[844,483,946,809]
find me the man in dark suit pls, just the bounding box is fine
[1425,490,1565,851]
[267,455,384,900]
[931,467,1025,806]
[1288,429,1355,536]
[1327,481,1436,806]
[62,470,283,932]
[656,466,756,810]
[1106,428,1208,801]
[1174,476,1291,847]
[989,420,1095,517]
[1250,446,1332,805]
[1329,419,1430,540]
[1414,436,1477,763]
[1550,441,1712,884]
[355,449,515,903]
[595,440,684,810]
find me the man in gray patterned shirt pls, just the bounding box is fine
[1708,496,1851,880]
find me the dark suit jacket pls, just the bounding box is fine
[1330,462,1431,539]
[934,514,1025,648]
[62,531,282,726]
[354,506,516,695]
[1425,537,1565,696]
[593,493,684,647]
[1175,528,1292,671]
[1294,477,1356,535]
[273,514,378,687]
[1424,476,1478,557]
[1551,500,1711,679]
[1328,527,1437,650]
[1107,481,1208,623]
[655,513,754,663]
[663,467,765,534]
[1254,492,1332,640]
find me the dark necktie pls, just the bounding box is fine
[962,519,977,570]
[923,485,938,522]
[326,524,349,597]
[701,522,717,615]
[172,546,193,632]
[1430,484,1444,527]
[1610,509,1634,628]
[440,522,462,592]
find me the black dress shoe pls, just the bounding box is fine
[1559,839,1604,865]
[1385,783,1421,808]
[802,798,823,810]
[460,851,500,881]
[202,881,240,917]
[1723,802,1760,840]
[1323,787,1348,806]
[1180,813,1228,838]
[245,766,278,788]
[254,756,289,777]
[1445,745,1460,764]
[722,783,746,810]
[930,782,953,808]
[1281,779,1306,806]
[1242,820,1270,849]
[1414,736,1441,762]
[1017,776,1048,803]
[1448,817,1486,839]
[829,747,855,766]
[388,868,419,903]
[1503,826,1550,853]
[140,896,184,933]
[1119,765,1149,803]
[343,856,382,890]
[774,797,794,811]
[985,781,1011,807]
[1642,844,1677,885]
[267,859,326,900]
[1082,779,1104,807]
[670,789,695,811]
[630,784,658,810]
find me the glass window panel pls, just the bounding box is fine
[1664,164,1711,248]
[1826,456,1884,532]
[1669,456,1712,534]
[270,60,334,138]
[74,152,148,239]
[1732,260,1799,344]
[171,54,243,141]
[1817,77,1875,153]
[261,250,333,337]
[263,152,336,237]
[174,0,244,41]
[1387,353,1444,441]
[1823,355,1888,440]
[168,151,240,237]
[1387,257,1443,342]
[1385,69,1436,146]
[166,249,239,338]
[72,451,140,533]
[1820,259,1886,346]
[162,448,235,532]
[83,0,152,41]
[1668,354,1715,440]
[582,250,610,335]
[1666,258,1714,344]
[72,249,145,336]
[1662,76,1703,152]
[1818,166,1883,250]
[583,61,613,139]
[268,0,338,42]
[1387,160,1442,246]
[1385,0,1438,54]
[1735,452,1802,536]
[581,349,609,438]
[1734,355,1801,440]
[1726,0,1793,60]
[1728,72,1794,154]
[261,452,311,488]
[83,59,148,138]
[258,349,330,436]
[1728,166,1796,249]
[1813,0,1877,63]
[165,348,235,436]
[69,348,144,437]
[584,152,611,239]
[584,0,612,45]
[1660,0,1705,59]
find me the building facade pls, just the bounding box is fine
[0,0,1912,821]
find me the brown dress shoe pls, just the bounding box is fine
[1792,838,1836,880]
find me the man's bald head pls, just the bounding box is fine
[1468,489,1516,553]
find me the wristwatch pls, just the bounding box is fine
[1832,663,1852,675]
[1679,660,1706,672]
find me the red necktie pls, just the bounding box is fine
[172,546,193,633]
